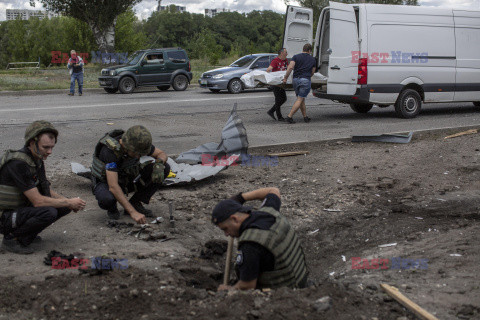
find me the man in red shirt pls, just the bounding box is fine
[266,48,288,121]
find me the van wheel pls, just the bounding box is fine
[228,79,243,94]
[172,75,188,91]
[395,89,422,118]
[350,103,373,113]
[104,88,118,94]
[474,102,480,107]
[157,85,170,91]
[119,77,135,94]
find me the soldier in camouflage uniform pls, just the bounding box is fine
[91,125,169,224]
[212,187,308,291]
[0,121,86,254]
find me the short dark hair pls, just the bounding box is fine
[278,48,286,55]
[303,43,312,52]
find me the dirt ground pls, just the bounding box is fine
[1,126,479,320]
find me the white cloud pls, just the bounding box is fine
[1,0,478,21]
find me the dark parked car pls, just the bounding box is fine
[198,53,277,94]
[99,48,192,94]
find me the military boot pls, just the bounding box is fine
[107,207,121,220]
[130,201,154,217]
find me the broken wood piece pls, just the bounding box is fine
[380,284,439,320]
[223,236,234,285]
[267,151,310,157]
[444,129,477,140]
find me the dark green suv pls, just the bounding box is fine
[98,48,192,94]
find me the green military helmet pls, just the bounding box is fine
[24,120,59,146]
[122,125,152,156]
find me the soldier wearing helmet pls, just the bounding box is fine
[0,121,86,254]
[91,125,169,224]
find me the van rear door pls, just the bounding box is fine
[327,1,359,95]
[282,6,313,59]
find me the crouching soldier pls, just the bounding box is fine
[91,125,169,224]
[212,187,308,290]
[0,121,86,254]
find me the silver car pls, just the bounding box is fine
[199,53,277,94]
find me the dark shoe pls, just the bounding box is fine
[304,116,311,123]
[267,110,276,121]
[277,116,285,122]
[130,201,154,217]
[68,92,74,96]
[2,238,34,254]
[32,236,42,244]
[286,116,295,124]
[79,93,82,96]
[107,207,121,220]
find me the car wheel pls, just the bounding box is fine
[395,89,422,118]
[104,88,118,94]
[172,75,188,91]
[350,103,373,113]
[227,79,243,94]
[209,89,221,93]
[118,77,135,94]
[157,85,170,91]
[473,102,480,107]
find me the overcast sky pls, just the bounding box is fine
[1,0,479,21]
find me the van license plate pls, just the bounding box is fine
[200,79,208,85]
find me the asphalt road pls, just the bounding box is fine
[0,87,479,171]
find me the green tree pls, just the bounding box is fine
[190,29,223,64]
[115,9,147,53]
[30,0,141,52]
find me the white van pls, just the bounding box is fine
[283,2,480,118]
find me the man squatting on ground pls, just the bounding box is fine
[212,187,308,290]
[0,121,86,254]
[91,125,170,225]
[266,48,289,122]
[67,50,84,96]
[282,43,317,124]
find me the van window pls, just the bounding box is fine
[167,50,187,63]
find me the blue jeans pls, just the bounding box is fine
[293,78,311,98]
[70,72,83,94]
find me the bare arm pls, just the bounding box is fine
[241,187,281,202]
[151,147,167,164]
[24,188,85,212]
[282,61,296,83]
[266,65,273,73]
[218,279,257,291]
[50,190,66,200]
[105,170,146,224]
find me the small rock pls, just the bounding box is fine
[249,310,261,318]
[312,296,332,312]
[129,289,139,297]
[396,317,408,320]
[137,253,148,259]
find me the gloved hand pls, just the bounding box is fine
[229,192,245,204]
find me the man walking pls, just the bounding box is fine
[0,121,86,254]
[212,187,308,290]
[282,43,317,124]
[67,50,84,96]
[266,48,289,121]
[91,125,170,224]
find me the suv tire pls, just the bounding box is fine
[395,89,422,118]
[104,88,118,94]
[350,103,373,113]
[157,85,170,91]
[119,77,135,94]
[228,79,243,94]
[172,75,188,91]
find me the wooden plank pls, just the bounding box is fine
[223,236,234,285]
[267,151,310,157]
[380,283,439,320]
[444,129,477,140]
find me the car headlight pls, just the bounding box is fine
[212,74,224,79]
[109,70,117,76]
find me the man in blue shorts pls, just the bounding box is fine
[282,43,317,124]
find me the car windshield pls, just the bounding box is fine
[127,51,145,65]
[229,55,256,68]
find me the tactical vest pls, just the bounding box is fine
[0,150,38,211]
[238,206,308,289]
[91,130,141,186]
